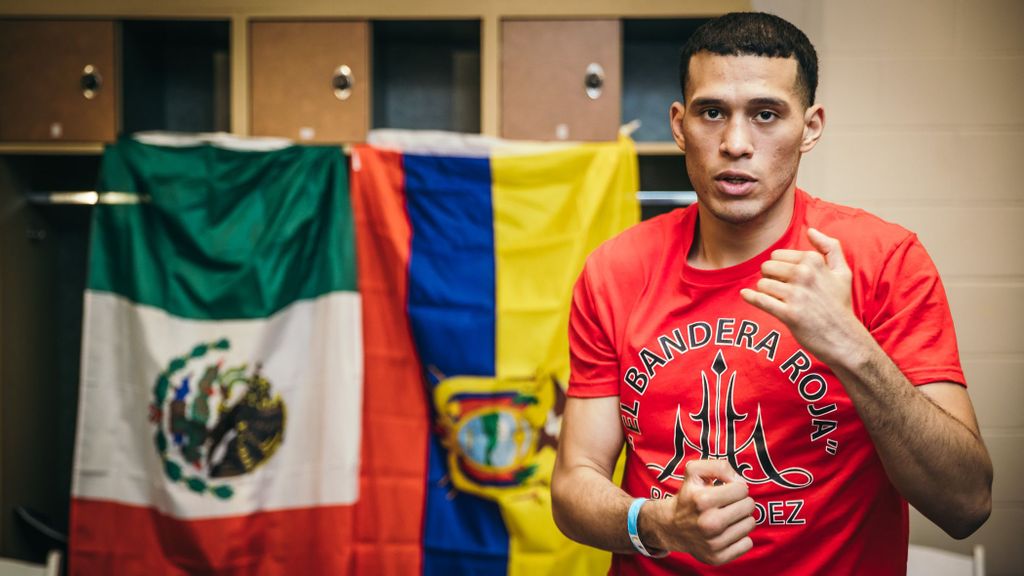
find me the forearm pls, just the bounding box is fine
[551,461,637,554]
[553,398,755,563]
[829,333,992,538]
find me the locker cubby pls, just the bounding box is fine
[622,18,709,143]
[121,19,231,135]
[638,154,695,220]
[372,20,481,133]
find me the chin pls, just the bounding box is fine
[701,198,767,226]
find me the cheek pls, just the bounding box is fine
[682,132,717,168]
[763,137,804,173]
[684,151,715,185]
[682,123,717,152]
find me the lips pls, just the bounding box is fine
[714,170,757,196]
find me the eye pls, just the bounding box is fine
[702,109,723,120]
[755,110,778,122]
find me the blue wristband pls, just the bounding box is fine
[627,498,669,558]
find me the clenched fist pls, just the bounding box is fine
[642,459,756,566]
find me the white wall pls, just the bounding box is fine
[752,1,1024,574]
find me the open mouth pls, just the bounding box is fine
[716,171,756,184]
[715,171,757,195]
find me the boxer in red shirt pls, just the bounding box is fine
[552,12,992,575]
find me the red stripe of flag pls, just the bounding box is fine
[350,146,430,575]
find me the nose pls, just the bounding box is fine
[720,117,754,158]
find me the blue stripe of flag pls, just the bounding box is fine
[403,154,509,576]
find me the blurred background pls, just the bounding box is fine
[0,0,1020,574]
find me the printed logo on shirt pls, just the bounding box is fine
[645,349,813,489]
[619,318,843,493]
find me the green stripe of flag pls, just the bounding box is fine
[89,137,356,320]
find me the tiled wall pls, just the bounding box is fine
[753,1,1024,574]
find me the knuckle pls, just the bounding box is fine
[736,483,749,499]
[794,264,812,282]
[741,516,757,534]
[693,491,712,511]
[708,553,728,567]
[697,514,721,537]
[674,491,693,514]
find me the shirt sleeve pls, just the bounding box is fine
[866,234,966,387]
[567,259,621,398]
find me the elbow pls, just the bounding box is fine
[550,467,574,540]
[944,466,993,540]
[551,502,573,541]
[946,492,991,540]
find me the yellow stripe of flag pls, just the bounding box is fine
[491,134,639,576]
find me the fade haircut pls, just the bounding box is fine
[679,12,819,107]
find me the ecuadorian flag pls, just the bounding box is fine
[351,130,638,575]
[70,136,362,574]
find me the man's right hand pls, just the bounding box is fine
[645,459,756,565]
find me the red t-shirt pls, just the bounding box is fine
[568,189,964,575]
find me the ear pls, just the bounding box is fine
[669,101,687,154]
[800,104,825,153]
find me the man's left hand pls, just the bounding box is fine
[740,228,869,366]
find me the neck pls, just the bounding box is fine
[688,188,797,270]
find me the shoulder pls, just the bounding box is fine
[576,206,690,311]
[585,206,689,276]
[801,192,917,262]
[800,192,944,322]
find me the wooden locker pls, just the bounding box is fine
[250,21,369,143]
[501,19,621,141]
[0,20,117,142]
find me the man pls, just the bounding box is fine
[551,12,992,575]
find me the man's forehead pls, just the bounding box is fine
[686,53,802,101]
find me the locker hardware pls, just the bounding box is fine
[81,64,102,99]
[25,227,47,241]
[584,62,604,100]
[25,191,146,205]
[332,65,354,101]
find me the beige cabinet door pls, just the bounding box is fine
[0,20,117,142]
[250,21,369,143]
[501,19,620,141]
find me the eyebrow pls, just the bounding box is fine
[689,97,791,111]
[689,97,726,108]
[748,97,790,110]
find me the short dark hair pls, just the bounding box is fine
[679,12,819,107]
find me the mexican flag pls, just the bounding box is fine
[69,136,362,575]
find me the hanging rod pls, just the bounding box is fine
[25,190,695,207]
[24,191,147,205]
[637,191,697,206]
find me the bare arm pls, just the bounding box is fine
[831,360,990,538]
[552,396,756,564]
[551,396,635,553]
[741,228,992,539]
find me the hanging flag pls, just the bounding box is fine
[351,130,639,576]
[69,136,362,575]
